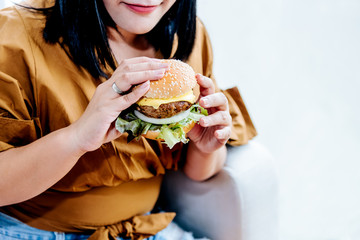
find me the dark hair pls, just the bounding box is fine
[34,0,197,79]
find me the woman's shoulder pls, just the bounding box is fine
[0,6,35,70]
[0,6,27,34]
[185,17,214,76]
[195,17,207,33]
[0,3,47,44]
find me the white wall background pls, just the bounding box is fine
[197,0,360,240]
[1,0,360,239]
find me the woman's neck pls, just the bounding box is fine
[107,26,157,62]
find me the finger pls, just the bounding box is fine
[106,123,123,141]
[200,92,229,111]
[214,126,232,143]
[120,56,161,65]
[199,110,232,128]
[122,61,169,73]
[115,81,150,111]
[95,79,121,99]
[114,68,166,92]
[112,57,165,92]
[196,74,215,96]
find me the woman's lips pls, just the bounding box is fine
[124,3,158,14]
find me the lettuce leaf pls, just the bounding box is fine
[115,104,208,149]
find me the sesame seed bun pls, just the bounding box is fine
[143,59,197,99]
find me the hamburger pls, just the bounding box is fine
[115,59,208,149]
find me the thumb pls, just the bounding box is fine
[105,123,123,143]
[186,123,202,143]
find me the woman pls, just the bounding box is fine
[0,0,256,239]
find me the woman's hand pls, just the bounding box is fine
[187,74,232,154]
[69,57,169,153]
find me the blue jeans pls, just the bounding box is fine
[0,212,206,240]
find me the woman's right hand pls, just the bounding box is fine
[68,57,169,153]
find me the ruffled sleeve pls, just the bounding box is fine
[221,87,257,145]
[0,7,41,152]
[187,18,257,146]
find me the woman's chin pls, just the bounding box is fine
[127,23,159,35]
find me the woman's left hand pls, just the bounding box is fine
[187,74,232,153]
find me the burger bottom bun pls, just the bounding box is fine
[143,121,196,141]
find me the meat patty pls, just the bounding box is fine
[137,101,192,119]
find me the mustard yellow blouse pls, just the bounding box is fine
[0,2,256,240]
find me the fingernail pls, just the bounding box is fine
[202,98,209,107]
[216,131,223,139]
[160,63,170,69]
[155,69,165,77]
[139,81,149,89]
[215,131,220,138]
[202,118,208,127]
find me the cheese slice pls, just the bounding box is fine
[137,91,196,109]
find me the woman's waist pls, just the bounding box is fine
[1,176,163,232]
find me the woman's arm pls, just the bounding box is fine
[0,126,85,206]
[0,57,169,207]
[184,143,226,182]
[184,74,232,181]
